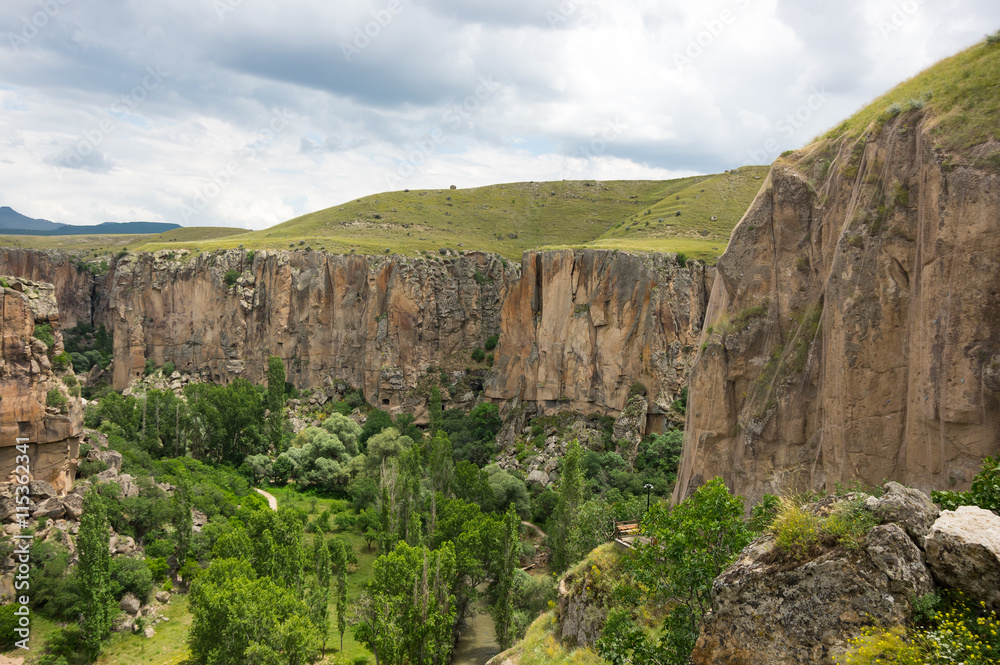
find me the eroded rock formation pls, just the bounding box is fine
[485,250,709,424]
[0,277,83,494]
[675,112,1000,505]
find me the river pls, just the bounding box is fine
[451,611,501,665]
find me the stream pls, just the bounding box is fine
[451,565,550,665]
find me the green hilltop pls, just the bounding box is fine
[0,169,769,263]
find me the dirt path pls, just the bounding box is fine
[255,488,278,511]
[521,520,546,540]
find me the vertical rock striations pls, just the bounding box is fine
[485,250,709,425]
[675,112,1000,506]
[0,277,83,493]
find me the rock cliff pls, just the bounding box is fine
[0,277,83,494]
[675,111,1000,506]
[0,249,96,328]
[485,250,709,425]
[0,248,709,429]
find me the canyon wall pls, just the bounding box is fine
[0,249,96,328]
[674,112,1000,506]
[0,248,708,429]
[0,277,83,493]
[485,250,709,423]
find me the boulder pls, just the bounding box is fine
[119,593,140,615]
[87,449,123,474]
[924,506,1000,610]
[868,482,940,542]
[692,523,933,665]
[155,590,171,604]
[61,493,84,520]
[526,470,550,488]
[29,480,58,499]
[31,497,66,520]
[144,625,155,638]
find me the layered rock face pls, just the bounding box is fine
[0,248,708,428]
[0,277,83,494]
[99,250,513,415]
[675,113,1000,506]
[0,249,95,328]
[485,250,709,423]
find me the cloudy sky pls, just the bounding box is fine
[1,0,998,229]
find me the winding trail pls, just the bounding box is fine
[255,488,278,511]
[521,520,546,540]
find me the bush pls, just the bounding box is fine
[223,269,240,287]
[0,603,17,650]
[772,496,875,559]
[676,252,687,268]
[34,323,56,348]
[144,358,156,376]
[46,388,68,413]
[471,347,486,363]
[628,382,647,397]
[485,334,499,351]
[161,360,176,376]
[932,456,1000,513]
[52,352,71,371]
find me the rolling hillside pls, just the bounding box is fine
[0,169,769,263]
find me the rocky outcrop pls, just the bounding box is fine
[675,111,1000,506]
[0,277,83,494]
[924,506,1000,610]
[486,250,709,425]
[99,249,513,417]
[0,249,95,328]
[693,488,943,665]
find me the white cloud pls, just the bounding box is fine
[0,0,997,228]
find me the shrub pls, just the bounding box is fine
[628,382,647,397]
[485,334,499,351]
[111,556,154,603]
[471,347,486,363]
[62,374,78,387]
[144,358,156,376]
[52,352,71,371]
[771,499,822,559]
[245,250,256,264]
[161,360,176,376]
[933,456,1000,513]
[772,495,876,559]
[46,388,68,413]
[34,323,56,348]
[223,269,240,287]
[986,29,1000,45]
[676,252,687,268]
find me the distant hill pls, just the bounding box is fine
[0,206,61,231]
[0,207,181,236]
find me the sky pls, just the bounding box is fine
[1,0,998,230]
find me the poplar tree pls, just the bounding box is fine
[78,491,115,657]
[267,355,287,452]
[552,439,584,572]
[492,503,521,649]
[310,538,332,652]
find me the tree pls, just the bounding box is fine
[600,477,753,664]
[359,409,394,451]
[189,558,319,665]
[78,491,116,657]
[552,440,584,572]
[428,431,453,497]
[330,539,349,653]
[491,504,520,650]
[267,356,287,452]
[309,538,332,652]
[185,378,266,465]
[428,385,443,436]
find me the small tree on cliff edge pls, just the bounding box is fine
[267,355,287,453]
[78,491,116,657]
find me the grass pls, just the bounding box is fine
[2,173,768,264]
[494,611,608,665]
[94,596,192,665]
[817,36,1000,152]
